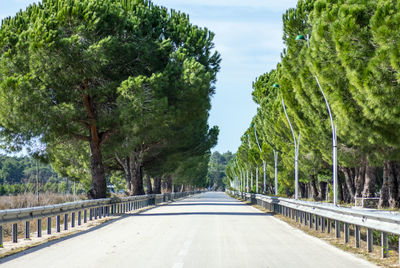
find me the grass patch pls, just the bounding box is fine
[251,203,399,268]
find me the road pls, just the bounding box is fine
[0,192,376,268]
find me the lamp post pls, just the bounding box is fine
[245,134,252,193]
[273,149,278,195]
[274,83,301,199]
[253,124,266,193]
[256,167,258,193]
[296,34,338,206]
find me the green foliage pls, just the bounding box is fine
[230,0,400,205]
[0,154,84,195]
[0,0,220,197]
[207,151,234,190]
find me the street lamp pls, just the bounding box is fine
[255,119,279,195]
[245,134,252,193]
[253,123,266,194]
[273,83,301,199]
[296,33,338,206]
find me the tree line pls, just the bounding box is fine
[227,0,400,208]
[206,151,234,191]
[0,0,220,198]
[0,154,83,195]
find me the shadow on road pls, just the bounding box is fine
[166,202,247,207]
[133,212,272,216]
[0,193,266,264]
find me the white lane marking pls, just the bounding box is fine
[172,231,196,267]
[172,263,184,268]
[178,247,188,257]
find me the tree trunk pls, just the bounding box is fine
[166,176,172,193]
[129,153,145,195]
[342,178,350,203]
[338,175,344,202]
[355,162,366,198]
[153,177,161,194]
[362,162,376,197]
[88,139,107,199]
[145,174,153,194]
[340,167,355,202]
[318,181,327,201]
[83,91,110,199]
[115,155,131,195]
[309,174,319,201]
[124,157,131,194]
[285,187,291,197]
[379,160,399,208]
[299,182,306,198]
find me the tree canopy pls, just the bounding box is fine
[0,0,220,198]
[228,0,400,208]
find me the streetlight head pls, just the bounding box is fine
[272,83,280,88]
[296,35,306,41]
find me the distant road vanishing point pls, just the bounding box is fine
[0,192,376,268]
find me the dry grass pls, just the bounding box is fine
[0,192,86,210]
[252,204,400,268]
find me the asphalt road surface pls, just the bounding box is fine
[0,192,377,268]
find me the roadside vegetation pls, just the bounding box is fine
[227,0,400,208]
[0,0,220,199]
[206,151,234,191]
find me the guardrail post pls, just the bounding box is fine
[0,226,2,247]
[398,236,400,264]
[89,208,93,220]
[367,228,373,252]
[335,221,340,238]
[64,214,68,230]
[47,217,52,234]
[309,214,313,229]
[355,225,360,248]
[95,208,98,220]
[327,219,331,234]
[25,221,30,239]
[56,215,61,232]
[71,212,75,228]
[381,232,388,258]
[321,217,325,232]
[344,223,349,243]
[304,213,308,225]
[84,209,88,223]
[12,223,17,243]
[78,211,82,226]
[315,216,319,231]
[37,219,42,237]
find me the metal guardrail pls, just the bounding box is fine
[0,191,200,247]
[228,190,400,264]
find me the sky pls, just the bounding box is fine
[0,0,299,154]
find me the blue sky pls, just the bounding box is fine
[0,0,298,154]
